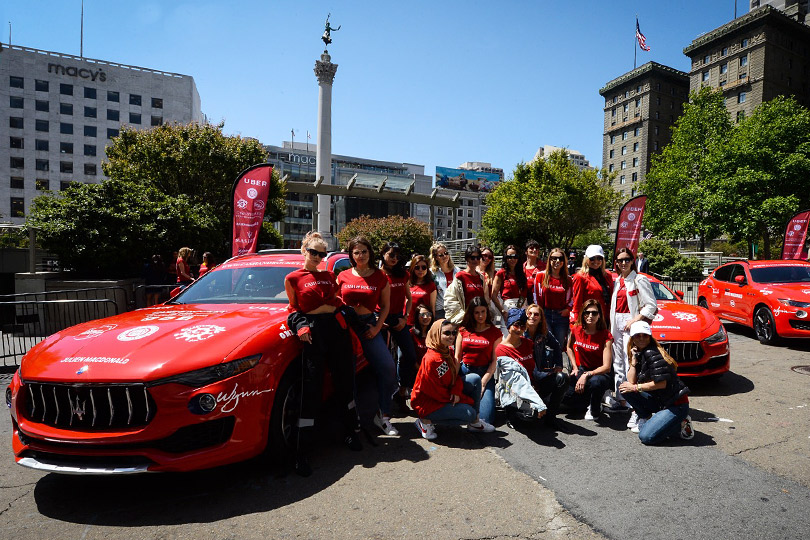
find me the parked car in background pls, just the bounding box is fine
[698,260,810,345]
[646,275,730,377]
[6,250,359,474]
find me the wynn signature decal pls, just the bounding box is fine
[216,383,273,413]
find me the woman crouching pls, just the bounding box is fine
[411,319,494,440]
[618,321,694,444]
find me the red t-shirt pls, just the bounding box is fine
[443,270,455,284]
[176,257,192,283]
[615,277,630,313]
[495,338,535,377]
[383,271,410,317]
[408,280,437,325]
[337,269,389,313]
[456,270,485,307]
[410,327,428,361]
[410,349,473,417]
[535,272,572,311]
[459,325,503,368]
[285,268,342,313]
[570,325,613,371]
[495,268,526,300]
[571,271,614,320]
[524,262,541,297]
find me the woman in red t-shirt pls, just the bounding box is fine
[337,236,399,437]
[492,244,528,318]
[408,255,437,325]
[176,247,194,289]
[535,247,573,365]
[566,298,613,421]
[523,239,545,297]
[455,296,501,427]
[284,231,362,475]
[571,244,615,325]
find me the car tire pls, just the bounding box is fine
[266,363,302,463]
[697,297,709,309]
[753,306,779,346]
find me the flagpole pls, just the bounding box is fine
[634,16,637,69]
[80,0,84,58]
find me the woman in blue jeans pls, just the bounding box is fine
[619,321,694,444]
[534,247,573,370]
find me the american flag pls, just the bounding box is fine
[636,18,651,51]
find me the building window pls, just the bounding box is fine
[720,80,727,87]
[739,73,747,80]
[609,149,614,158]
[10,177,25,189]
[625,90,629,98]
[620,175,626,185]
[84,125,97,137]
[60,102,73,115]
[737,111,745,123]
[621,161,627,170]
[60,181,74,191]
[107,128,119,139]
[631,188,637,197]
[721,47,728,56]
[634,127,640,136]
[35,139,49,151]
[467,221,473,229]
[10,136,23,149]
[35,159,49,171]
[129,94,142,106]
[107,90,120,102]
[83,106,96,118]
[84,144,96,157]
[623,103,629,113]
[653,141,659,150]
[622,131,628,140]
[10,156,24,169]
[738,92,746,103]
[621,146,627,155]
[60,142,74,154]
[636,85,642,93]
[635,98,641,108]
[633,157,639,167]
[610,135,615,144]
[36,119,50,132]
[60,83,73,96]
[632,172,638,182]
[60,161,73,174]
[151,97,163,108]
[10,95,24,109]
[633,142,639,151]
[654,126,660,135]
[608,164,614,172]
[36,179,49,191]
[84,87,97,99]
[742,38,748,47]
[611,108,616,117]
[33,100,49,112]
[151,115,163,126]
[129,112,141,124]
[702,71,709,82]
[60,122,73,134]
[84,163,97,176]
[720,63,728,74]
[10,198,25,217]
[704,55,710,64]
[740,55,748,67]
[9,117,23,129]
[655,111,660,119]
[10,75,24,88]
[107,109,120,121]
[35,79,49,92]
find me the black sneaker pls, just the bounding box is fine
[345,432,363,451]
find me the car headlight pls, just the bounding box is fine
[777,298,810,308]
[149,354,262,387]
[703,325,728,344]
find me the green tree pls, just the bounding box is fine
[336,215,433,260]
[644,87,732,251]
[480,150,620,252]
[26,181,220,277]
[638,239,703,279]
[103,122,285,255]
[720,96,810,257]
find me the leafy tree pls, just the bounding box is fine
[336,215,433,260]
[480,150,620,252]
[638,239,703,279]
[720,96,810,256]
[644,87,732,251]
[258,222,284,249]
[26,181,220,277]
[103,122,285,256]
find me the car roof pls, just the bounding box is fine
[217,250,348,269]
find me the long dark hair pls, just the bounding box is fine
[409,254,434,285]
[380,241,407,278]
[412,304,434,338]
[347,236,375,268]
[615,247,637,273]
[575,299,607,331]
[460,296,492,330]
[501,244,527,290]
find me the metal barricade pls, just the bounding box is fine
[657,279,702,305]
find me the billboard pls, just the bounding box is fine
[435,166,501,193]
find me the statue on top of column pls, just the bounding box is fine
[322,13,340,47]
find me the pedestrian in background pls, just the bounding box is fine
[176,247,194,290]
[198,252,214,278]
[637,251,650,274]
[144,254,165,306]
[429,242,458,320]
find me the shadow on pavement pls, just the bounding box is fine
[687,370,754,397]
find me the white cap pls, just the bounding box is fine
[584,245,605,259]
[629,320,652,337]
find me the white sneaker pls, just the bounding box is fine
[374,414,399,436]
[680,415,694,440]
[631,416,647,434]
[627,411,639,430]
[467,419,495,433]
[603,393,620,410]
[414,418,437,440]
[584,406,596,421]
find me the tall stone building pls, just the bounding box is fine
[599,62,689,212]
[683,5,810,122]
[750,0,808,22]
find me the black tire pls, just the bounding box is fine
[753,306,779,346]
[697,297,709,310]
[266,365,301,463]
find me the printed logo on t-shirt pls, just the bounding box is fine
[436,361,449,378]
[576,339,600,351]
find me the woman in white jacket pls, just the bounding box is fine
[430,242,459,320]
[609,247,658,430]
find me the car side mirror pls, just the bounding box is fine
[735,275,746,285]
[675,290,684,299]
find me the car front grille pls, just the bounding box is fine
[659,341,705,364]
[788,320,810,331]
[22,382,156,429]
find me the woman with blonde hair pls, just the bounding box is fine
[429,242,458,320]
[571,245,614,324]
[176,247,194,289]
[479,246,497,298]
[535,248,573,356]
[619,321,693,443]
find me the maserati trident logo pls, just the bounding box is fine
[70,395,86,421]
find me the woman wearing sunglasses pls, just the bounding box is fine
[411,320,492,440]
[284,231,362,475]
[444,245,491,324]
[429,242,458,320]
[571,244,614,325]
[608,247,658,429]
[524,304,568,428]
[410,304,434,366]
[337,236,400,437]
[566,299,613,421]
[456,296,501,427]
[478,247,497,297]
[523,239,545,299]
[495,308,547,420]
[407,254,437,326]
[492,244,528,319]
[535,248,573,369]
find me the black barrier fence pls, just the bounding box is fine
[658,279,702,305]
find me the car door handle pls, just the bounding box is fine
[724,288,730,292]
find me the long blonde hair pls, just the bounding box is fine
[627,334,678,369]
[429,242,455,273]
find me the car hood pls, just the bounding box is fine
[20,304,292,383]
[651,301,722,341]
[755,283,810,301]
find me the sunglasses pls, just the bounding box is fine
[505,255,518,260]
[468,255,481,261]
[437,252,449,258]
[512,321,527,327]
[307,248,327,258]
[584,311,600,317]
[482,254,493,260]
[414,265,427,270]
[352,249,369,256]
[616,257,633,263]
[442,330,458,337]
[419,311,433,317]
[386,251,400,259]
[550,256,564,261]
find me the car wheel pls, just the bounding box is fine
[753,306,779,346]
[697,297,709,309]
[266,364,302,462]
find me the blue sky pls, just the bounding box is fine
[2,1,746,177]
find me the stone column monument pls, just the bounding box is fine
[313,15,340,245]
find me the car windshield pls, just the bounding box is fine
[749,265,810,284]
[171,266,295,304]
[650,282,678,301]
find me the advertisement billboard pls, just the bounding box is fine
[435,166,501,193]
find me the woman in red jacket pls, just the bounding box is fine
[411,319,492,440]
[571,244,614,325]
